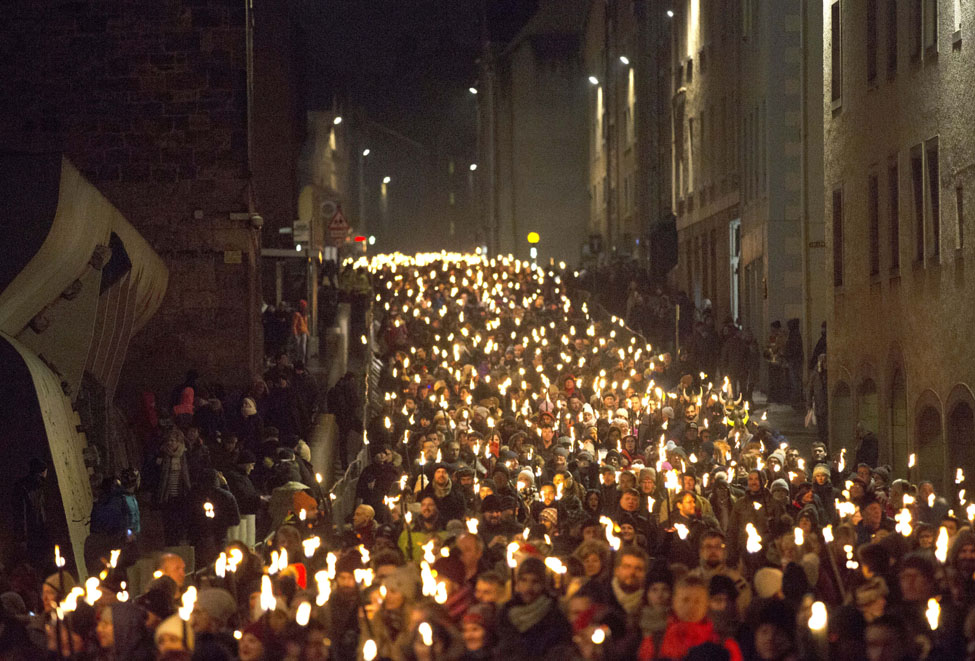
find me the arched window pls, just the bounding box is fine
[948,400,975,487]
[916,404,944,491]
[890,371,908,477]
[858,378,879,439]
[832,382,854,452]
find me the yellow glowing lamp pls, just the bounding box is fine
[526,231,540,244]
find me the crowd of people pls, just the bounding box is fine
[2,252,973,660]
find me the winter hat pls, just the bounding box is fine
[854,576,890,607]
[553,447,570,458]
[136,583,176,620]
[646,559,674,588]
[661,406,675,419]
[443,520,465,539]
[518,468,535,485]
[0,592,28,624]
[708,574,739,601]
[583,403,595,417]
[770,479,790,495]
[383,565,419,601]
[539,508,558,527]
[639,467,657,483]
[432,554,467,586]
[243,621,271,645]
[753,567,784,599]
[195,588,237,627]
[155,613,195,651]
[473,406,490,419]
[44,572,77,599]
[481,494,502,512]
[812,464,831,479]
[463,603,497,633]
[770,449,786,466]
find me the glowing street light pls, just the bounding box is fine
[333,116,343,125]
[469,87,478,95]
[383,176,391,184]
[619,55,630,65]
[667,9,674,18]
[588,75,599,85]
[469,163,477,171]
[362,148,370,157]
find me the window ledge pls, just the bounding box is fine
[953,29,962,46]
[831,97,842,115]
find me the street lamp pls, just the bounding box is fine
[383,176,391,184]
[588,75,599,85]
[362,148,370,157]
[333,116,343,125]
[619,55,630,65]
[666,9,674,18]
[469,87,478,95]
[469,163,477,171]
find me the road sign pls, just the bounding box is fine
[293,219,310,243]
[327,208,350,245]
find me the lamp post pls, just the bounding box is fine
[359,148,369,236]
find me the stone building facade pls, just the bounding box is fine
[669,0,826,386]
[489,0,590,264]
[825,0,975,489]
[583,0,671,262]
[0,0,304,406]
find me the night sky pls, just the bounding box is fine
[297,0,538,142]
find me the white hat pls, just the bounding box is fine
[154,614,194,651]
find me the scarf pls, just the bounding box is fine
[507,594,554,633]
[612,577,645,615]
[434,476,452,499]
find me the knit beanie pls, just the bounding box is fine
[639,467,657,482]
[195,588,237,627]
[539,508,558,527]
[155,613,195,651]
[383,565,419,601]
[43,572,77,599]
[812,463,830,479]
[854,576,890,607]
[753,567,784,599]
[770,478,790,495]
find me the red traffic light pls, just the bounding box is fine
[354,235,367,242]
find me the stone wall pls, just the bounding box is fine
[0,0,283,403]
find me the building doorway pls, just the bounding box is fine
[916,405,944,491]
[890,371,908,476]
[948,400,975,487]
[832,382,854,452]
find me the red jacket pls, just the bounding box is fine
[637,614,743,661]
